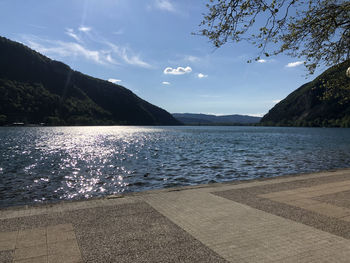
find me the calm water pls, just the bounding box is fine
[1,126,350,207]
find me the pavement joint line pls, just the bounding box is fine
[2,168,350,262]
[259,180,350,220]
[0,197,138,220]
[144,181,350,262]
[1,169,347,221]
[0,224,82,263]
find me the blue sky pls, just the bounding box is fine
[0,0,325,116]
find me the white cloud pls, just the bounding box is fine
[164,66,192,75]
[120,48,152,68]
[105,54,117,64]
[199,94,221,98]
[26,39,106,64]
[162,81,170,85]
[184,55,200,63]
[272,99,282,104]
[257,59,267,63]
[107,42,152,68]
[22,35,152,69]
[78,26,91,32]
[197,73,208,79]
[23,35,118,66]
[65,28,81,42]
[154,0,175,12]
[108,78,122,84]
[286,61,304,68]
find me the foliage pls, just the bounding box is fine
[0,115,7,125]
[260,60,350,127]
[198,0,350,74]
[0,36,180,126]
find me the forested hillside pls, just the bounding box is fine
[0,36,180,126]
[261,60,350,127]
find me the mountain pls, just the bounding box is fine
[0,36,180,126]
[260,60,350,127]
[172,113,261,125]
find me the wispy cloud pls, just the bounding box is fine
[272,99,282,104]
[78,26,91,32]
[184,55,200,63]
[257,59,276,63]
[107,42,152,68]
[197,73,208,79]
[285,61,304,68]
[113,29,124,35]
[120,48,152,68]
[65,28,81,42]
[162,81,170,85]
[164,66,192,75]
[25,38,106,64]
[108,78,122,84]
[22,34,152,69]
[154,0,176,12]
[199,94,221,98]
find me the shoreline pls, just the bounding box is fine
[2,167,349,212]
[2,168,350,262]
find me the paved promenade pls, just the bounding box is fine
[1,169,350,262]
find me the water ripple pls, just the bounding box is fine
[1,126,350,207]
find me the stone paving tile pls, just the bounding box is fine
[0,202,227,262]
[215,170,350,239]
[47,253,82,263]
[13,245,47,261]
[0,231,17,242]
[17,228,46,249]
[47,230,76,244]
[259,180,350,220]
[2,169,350,262]
[48,239,80,255]
[0,223,83,263]
[0,231,17,252]
[0,240,17,252]
[314,190,350,209]
[145,183,350,263]
[13,255,48,263]
[0,197,137,220]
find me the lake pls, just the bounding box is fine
[1,126,350,208]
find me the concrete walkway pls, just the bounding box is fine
[1,169,350,262]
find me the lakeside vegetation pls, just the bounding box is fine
[261,60,350,128]
[0,36,180,126]
[1,35,349,128]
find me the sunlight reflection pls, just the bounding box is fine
[30,126,163,200]
[3,126,350,207]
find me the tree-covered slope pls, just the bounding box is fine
[0,36,180,125]
[261,60,350,127]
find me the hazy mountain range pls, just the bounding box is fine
[172,113,261,125]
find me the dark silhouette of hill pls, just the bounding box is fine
[261,60,350,127]
[0,36,180,126]
[172,113,261,125]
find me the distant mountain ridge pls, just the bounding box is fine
[261,60,350,127]
[0,36,180,126]
[172,113,261,125]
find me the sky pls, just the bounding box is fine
[0,0,326,117]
